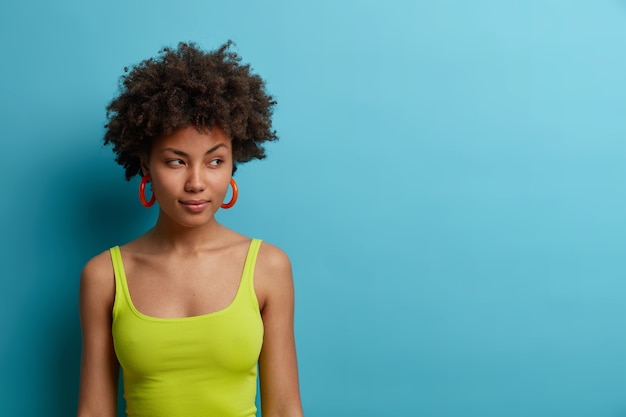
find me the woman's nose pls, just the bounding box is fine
[184,167,206,192]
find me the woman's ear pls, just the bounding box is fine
[140,158,150,177]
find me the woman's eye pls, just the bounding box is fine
[167,159,185,167]
[209,159,223,166]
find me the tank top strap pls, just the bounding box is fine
[109,245,128,318]
[240,239,262,310]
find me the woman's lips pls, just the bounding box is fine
[180,200,210,212]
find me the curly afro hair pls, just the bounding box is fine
[104,40,277,180]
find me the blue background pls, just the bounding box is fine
[1,1,626,416]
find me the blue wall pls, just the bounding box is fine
[2,1,626,416]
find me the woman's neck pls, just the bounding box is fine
[146,212,228,254]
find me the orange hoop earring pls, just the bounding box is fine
[221,178,238,209]
[139,175,156,208]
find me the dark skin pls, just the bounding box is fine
[77,127,303,417]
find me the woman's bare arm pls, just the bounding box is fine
[256,243,304,417]
[77,252,119,417]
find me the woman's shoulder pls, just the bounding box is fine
[255,240,293,287]
[253,240,295,313]
[257,240,291,270]
[80,249,115,290]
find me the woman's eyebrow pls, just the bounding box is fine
[162,148,189,157]
[204,143,227,155]
[161,143,227,156]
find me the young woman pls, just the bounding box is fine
[77,41,304,417]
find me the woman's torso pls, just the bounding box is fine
[110,238,264,417]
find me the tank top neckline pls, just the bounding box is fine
[111,239,261,323]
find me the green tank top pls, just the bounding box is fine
[110,239,264,417]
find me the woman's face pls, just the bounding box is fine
[142,125,233,228]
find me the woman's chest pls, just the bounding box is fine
[124,254,246,318]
